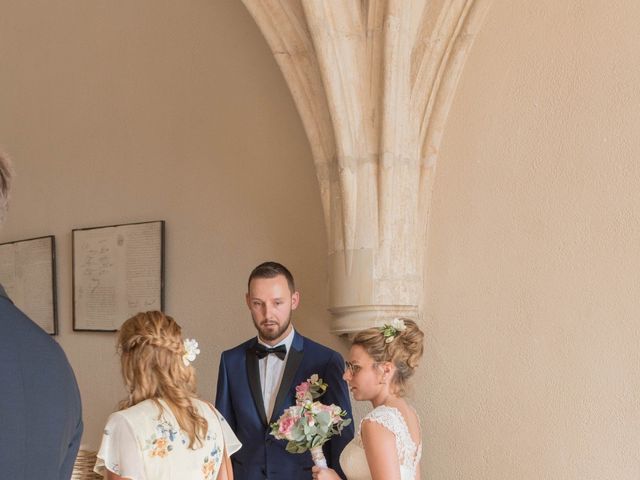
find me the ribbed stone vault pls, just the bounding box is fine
[241,0,493,333]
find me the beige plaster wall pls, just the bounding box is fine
[0,0,346,450]
[1,0,638,479]
[424,0,640,478]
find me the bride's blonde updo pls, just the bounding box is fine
[352,318,424,396]
[118,311,207,448]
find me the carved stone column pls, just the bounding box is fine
[242,0,492,334]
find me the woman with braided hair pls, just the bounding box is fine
[312,318,425,480]
[94,311,241,480]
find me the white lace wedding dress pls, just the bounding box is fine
[339,405,421,480]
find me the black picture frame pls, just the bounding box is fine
[0,235,58,335]
[72,220,165,332]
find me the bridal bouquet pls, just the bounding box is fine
[270,374,352,468]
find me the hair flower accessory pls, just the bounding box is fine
[182,338,201,366]
[381,318,407,343]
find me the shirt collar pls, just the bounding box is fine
[257,327,296,351]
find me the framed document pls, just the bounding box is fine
[73,220,165,331]
[0,235,58,335]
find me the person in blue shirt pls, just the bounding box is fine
[0,152,83,479]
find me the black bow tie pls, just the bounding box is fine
[253,343,287,360]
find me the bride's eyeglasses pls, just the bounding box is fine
[344,361,362,376]
[345,361,380,376]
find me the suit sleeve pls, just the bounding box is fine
[58,352,84,480]
[60,416,83,480]
[215,353,237,432]
[322,350,354,480]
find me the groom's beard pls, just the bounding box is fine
[253,310,292,342]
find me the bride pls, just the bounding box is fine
[312,318,424,480]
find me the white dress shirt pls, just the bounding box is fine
[257,328,295,419]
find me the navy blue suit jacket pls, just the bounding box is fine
[215,331,354,479]
[0,285,83,479]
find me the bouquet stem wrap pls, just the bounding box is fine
[310,446,327,469]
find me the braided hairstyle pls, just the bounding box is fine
[117,311,207,449]
[352,318,424,397]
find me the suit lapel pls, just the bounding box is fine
[245,345,268,426]
[269,332,304,423]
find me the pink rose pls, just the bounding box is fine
[295,382,311,401]
[278,414,299,438]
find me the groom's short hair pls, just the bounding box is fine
[248,261,296,294]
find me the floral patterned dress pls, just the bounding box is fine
[94,398,241,480]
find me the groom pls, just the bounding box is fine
[216,261,353,479]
